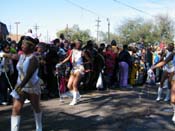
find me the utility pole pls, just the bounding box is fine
[14,22,20,42]
[33,24,39,38]
[9,24,12,34]
[46,30,49,43]
[96,17,101,43]
[107,18,110,44]
[66,24,69,38]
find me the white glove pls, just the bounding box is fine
[147,69,153,74]
[0,52,5,57]
[55,63,62,68]
[10,90,20,99]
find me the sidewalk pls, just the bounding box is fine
[0,86,175,131]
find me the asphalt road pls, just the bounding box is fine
[1,85,175,131]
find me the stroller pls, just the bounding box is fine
[55,63,68,101]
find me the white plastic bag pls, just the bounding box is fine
[146,69,155,84]
[96,72,103,89]
[0,52,5,57]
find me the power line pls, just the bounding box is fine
[65,0,99,16]
[113,0,154,17]
[148,0,161,5]
[64,0,111,42]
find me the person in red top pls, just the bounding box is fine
[104,45,116,88]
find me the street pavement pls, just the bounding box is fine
[0,85,175,131]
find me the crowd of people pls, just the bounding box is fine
[1,30,175,130]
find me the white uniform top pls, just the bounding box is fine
[164,51,174,73]
[173,55,175,67]
[171,55,175,80]
[16,54,41,95]
[71,49,84,75]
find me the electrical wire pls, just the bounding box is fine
[65,0,99,17]
[113,0,154,17]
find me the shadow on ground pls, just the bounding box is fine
[0,85,175,131]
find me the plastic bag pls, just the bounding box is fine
[0,52,5,57]
[146,69,155,85]
[96,72,103,89]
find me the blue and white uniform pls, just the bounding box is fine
[71,49,84,75]
[11,54,41,99]
[164,51,175,73]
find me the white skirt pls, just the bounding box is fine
[11,81,41,99]
[165,66,175,73]
[71,65,85,75]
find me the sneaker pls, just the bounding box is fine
[61,91,73,98]
[1,102,8,105]
[69,99,77,106]
[164,97,170,102]
[76,92,81,100]
[59,97,64,102]
[172,114,175,123]
[156,97,161,102]
[24,99,30,104]
[126,85,133,89]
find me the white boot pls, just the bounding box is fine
[61,91,73,98]
[11,115,20,131]
[69,91,80,105]
[156,87,163,101]
[172,104,175,123]
[76,91,81,100]
[34,112,42,131]
[164,88,170,102]
[69,98,77,106]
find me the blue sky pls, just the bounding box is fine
[1,0,175,42]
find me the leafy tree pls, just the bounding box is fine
[116,18,143,44]
[115,14,175,45]
[154,14,175,43]
[56,24,92,44]
[99,31,121,44]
